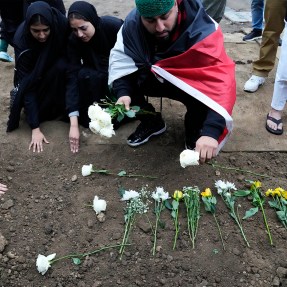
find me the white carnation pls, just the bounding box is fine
[121,190,140,201]
[100,126,115,138]
[81,164,93,176]
[93,196,107,214]
[180,149,200,168]
[36,253,56,275]
[88,104,103,121]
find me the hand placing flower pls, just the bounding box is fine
[151,187,169,255]
[36,253,56,275]
[180,149,200,168]
[93,196,107,214]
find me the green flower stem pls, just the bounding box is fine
[277,197,287,229]
[173,206,179,250]
[208,163,272,179]
[50,244,125,264]
[92,169,157,179]
[259,200,273,245]
[233,210,250,247]
[213,214,225,250]
[152,202,164,255]
[119,214,135,259]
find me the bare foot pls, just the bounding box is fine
[266,108,283,131]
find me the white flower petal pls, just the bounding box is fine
[88,104,103,121]
[81,164,93,177]
[121,190,140,201]
[36,253,56,275]
[180,149,199,168]
[93,196,107,214]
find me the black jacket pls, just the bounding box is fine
[7,1,69,132]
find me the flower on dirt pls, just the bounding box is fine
[251,180,262,190]
[179,149,199,168]
[173,190,183,200]
[215,180,236,194]
[88,103,115,138]
[121,190,140,201]
[201,188,212,197]
[93,196,107,214]
[36,253,56,275]
[152,186,169,202]
[82,164,93,177]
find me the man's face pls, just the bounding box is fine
[141,1,178,42]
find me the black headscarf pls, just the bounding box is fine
[68,1,100,30]
[7,1,69,132]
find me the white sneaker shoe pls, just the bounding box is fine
[244,75,266,92]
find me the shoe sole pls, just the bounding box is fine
[243,82,265,93]
[243,36,262,42]
[127,124,167,147]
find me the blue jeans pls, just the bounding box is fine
[251,0,264,30]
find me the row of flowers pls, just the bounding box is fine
[36,179,287,275]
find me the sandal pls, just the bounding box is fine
[266,114,283,135]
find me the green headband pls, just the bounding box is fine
[135,0,175,18]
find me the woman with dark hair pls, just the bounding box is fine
[66,1,123,153]
[7,1,70,153]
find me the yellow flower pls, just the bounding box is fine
[273,189,282,197]
[173,190,183,200]
[201,188,212,198]
[281,191,287,200]
[265,189,274,197]
[274,187,285,193]
[251,181,262,190]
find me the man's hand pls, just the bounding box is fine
[116,96,131,111]
[29,128,49,152]
[195,136,218,163]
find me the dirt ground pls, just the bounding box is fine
[1,1,287,287]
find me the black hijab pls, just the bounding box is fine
[68,1,100,30]
[13,0,68,83]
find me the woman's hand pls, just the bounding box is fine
[69,116,80,153]
[29,128,49,152]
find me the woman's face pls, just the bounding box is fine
[30,23,51,42]
[69,18,95,42]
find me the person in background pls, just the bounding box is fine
[0,183,8,195]
[6,1,70,152]
[265,17,287,135]
[109,0,236,163]
[244,0,287,93]
[201,0,226,23]
[243,0,264,42]
[0,0,65,63]
[0,0,23,62]
[66,1,123,153]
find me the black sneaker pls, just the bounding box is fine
[127,114,166,147]
[243,29,262,42]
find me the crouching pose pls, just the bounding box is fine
[108,0,236,163]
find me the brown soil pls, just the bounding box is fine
[1,1,287,287]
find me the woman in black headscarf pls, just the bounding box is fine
[7,1,70,153]
[66,1,123,153]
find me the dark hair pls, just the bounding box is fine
[29,14,50,26]
[68,12,88,22]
